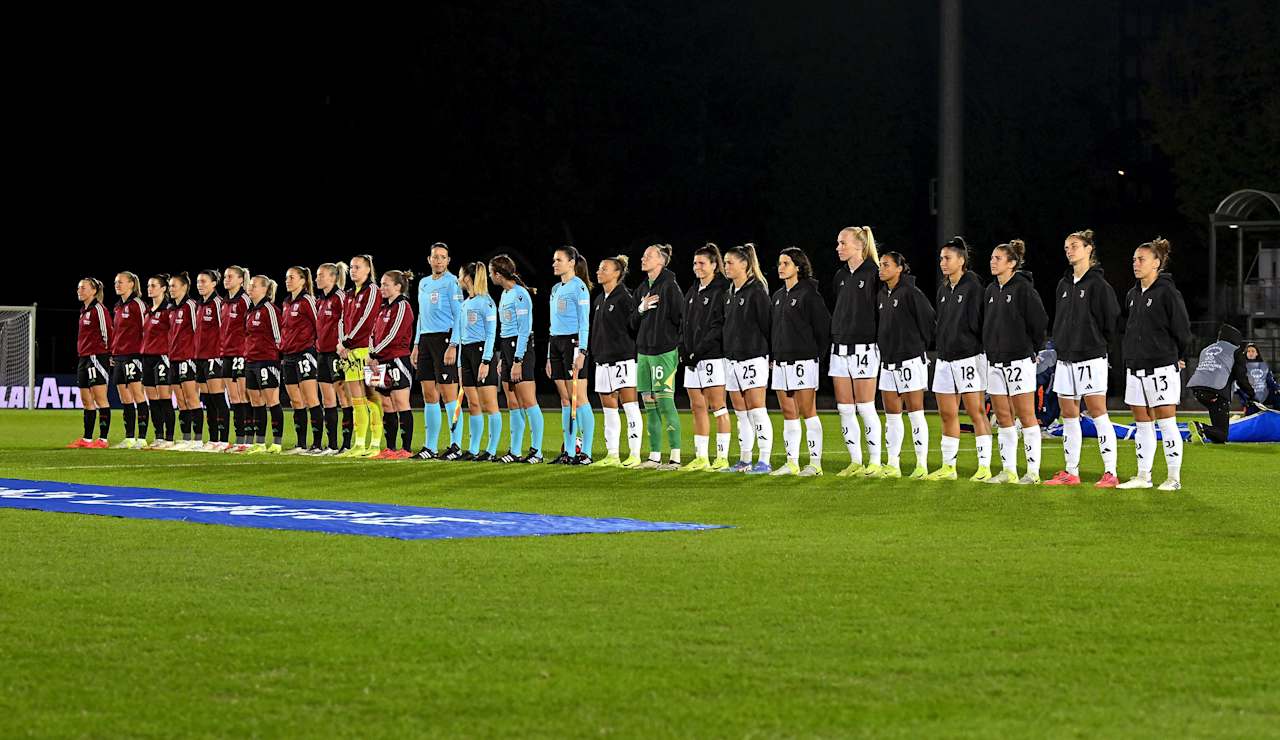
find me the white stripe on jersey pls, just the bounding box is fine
[372,302,406,354]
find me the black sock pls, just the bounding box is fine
[123,403,136,439]
[324,406,339,450]
[149,399,165,440]
[82,409,94,439]
[211,394,228,443]
[180,409,192,440]
[341,406,353,449]
[293,408,308,448]
[309,405,324,449]
[98,408,111,439]
[165,403,176,442]
[137,401,150,439]
[270,404,284,444]
[384,411,398,450]
[399,410,413,451]
[237,402,251,442]
[192,403,205,440]
[254,405,267,444]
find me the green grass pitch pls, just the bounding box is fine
[1,408,1278,737]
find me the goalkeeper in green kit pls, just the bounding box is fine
[631,244,685,470]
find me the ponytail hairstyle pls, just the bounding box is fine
[198,269,222,299]
[941,235,970,270]
[224,265,250,296]
[149,273,172,306]
[115,271,141,303]
[458,262,487,297]
[883,251,911,274]
[1139,236,1172,272]
[727,243,768,292]
[383,269,416,298]
[488,254,535,294]
[1067,229,1099,266]
[649,243,673,268]
[557,245,594,291]
[841,226,880,264]
[994,239,1027,271]
[319,262,349,290]
[287,266,315,296]
[694,242,725,276]
[80,276,104,302]
[351,254,376,291]
[779,247,814,281]
[602,254,630,283]
[251,274,277,303]
[170,271,192,302]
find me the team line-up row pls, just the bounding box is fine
[72,227,1220,490]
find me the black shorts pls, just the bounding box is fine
[246,361,281,391]
[416,332,452,385]
[548,334,580,381]
[173,359,198,384]
[196,358,223,384]
[317,351,343,384]
[142,355,171,387]
[282,349,319,385]
[461,343,499,387]
[222,356,246,380]
[373,356,413,392]
[77,355,110,388]
[110,355,144,386]
[498,336,536,385]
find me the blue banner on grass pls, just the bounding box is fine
[0,478,727,540]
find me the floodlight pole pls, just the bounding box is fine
[938,0,963,246]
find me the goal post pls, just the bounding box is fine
[0,304,36,410]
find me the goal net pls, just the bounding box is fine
[0,305,36,409]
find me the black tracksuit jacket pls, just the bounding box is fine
[591,285,637,365]
[876,275,935,364]
[630,268,683,355]
[722,277,771,361]
[982,271,1048,364]
[934,270,985,361]
[1051,265,1120,363]
[1121,272,1192,371]
[679,274,729,366]
[829,259,879,346]
[770,278,831,362]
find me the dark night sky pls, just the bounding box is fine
[18,0,1279,373]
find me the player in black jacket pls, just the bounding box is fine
[769,248,831,477]
[829,226,884,478]
[1117,237,1192,491]
[721,244,774,474]
[1044,229,1123,488]
[875,252,935,479]
[927,237,992,482]
[679,244,732,471]
[631,244,685,469]
[591,255,643,468]
[983,239,1049,485]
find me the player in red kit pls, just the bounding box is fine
[315,262,350,454]
[194,269,228,451]
[244,275,285,453]
[109,271,148,448]
[337,255,383,457]
[369,269,417,459]
[281,267,323,454]
[167,273,203,450]
[220,266,254,452]
[71,277,112,448]
[140,275,176,448]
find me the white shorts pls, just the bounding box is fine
[726,356,769,392]
[1053,357,1109,399]
[878,356,929,394]
[771,359,819,391]
[594,359,637,394]
[987,358,1036,396]
[1124,365,1182,408]
[932,354,987,394]
[683,358,727,389]
[828,343,880,380]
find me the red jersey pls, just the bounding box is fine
[315,287,346,353]
[168,297,199,362]
[141,300,173,356]
[77,300,112,357]
[280,292,319,354]
[341,283,378,350]
[195,294,224,360]
[110,295,147,355]
[219,290,252,357]
[370,295,415,361]
[244,299,282,362]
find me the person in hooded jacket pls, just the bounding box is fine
[679,243,732,471]
[591,254,642,468]
[631,244,685,470]
[767,248,831,477]
[721,244,774,473]
[1117,237,1192,490]
[1238,343,1280,413]
[1188,324,1259,444]
[829,226,884,478]
[1044,229,1122,488]
[927,237,992,482]
[875,251,935,478]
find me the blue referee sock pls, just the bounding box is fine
[487,411,502,456]
[509,407,526,453]
[423,402,441,452]
[561,405,573,454]
[575,403,595,459]
[445,400,463,448]
[526,405,545,453]
[468,413,484,456]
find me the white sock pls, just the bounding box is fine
[694,434,709,460]
[602,406,621,457]
[1022,424,1041,477]
[885,413,904,468]
[735,409,754,462]
[1094,412,1117,475]
[804,415,823,467]
[669,448,681,464]
[908,410,928,470]
[998,426,1018,474]
[649,451,662,463]
[622,401,643,459]
[1134,421,1156,477]
[940,435,959,468]
[858,402,881,466]
[750,407,773,462]
[1063,416,1082,476]
[976,433,992,468]
[715,432,730,460]
[837,403,862,464]
[1157,417,1183,480]
[783,419,801,464]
